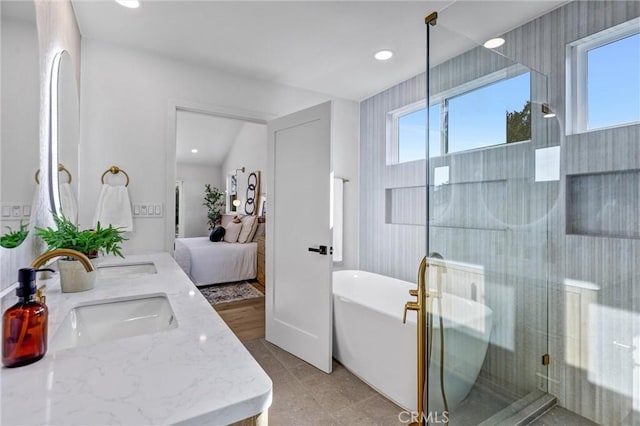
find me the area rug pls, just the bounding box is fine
[198,282,264,305]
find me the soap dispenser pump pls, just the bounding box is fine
[2,268,53,368]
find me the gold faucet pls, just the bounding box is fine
[403,257,428,426]
[31,248,95,271]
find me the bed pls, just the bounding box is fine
[174,237,257,286]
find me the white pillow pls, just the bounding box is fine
[224,222,242,243]
[238,216,258,243]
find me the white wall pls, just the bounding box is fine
[1,18,40,231]
[176,163,222,238]
[221,122,267,215]
[79,38,359,267]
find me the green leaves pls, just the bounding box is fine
[0,222,29,249]
[203,184,225,230]
[35,213,127,258]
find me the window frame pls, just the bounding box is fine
[566,17,640,135]
[387,64,530,165]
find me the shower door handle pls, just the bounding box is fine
[308,245,329,255]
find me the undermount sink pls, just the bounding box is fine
[97,261,157,279]
[51,294,178,351]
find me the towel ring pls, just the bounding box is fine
[35,163,72,184]
[101,165,130,187]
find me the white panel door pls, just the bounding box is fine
[266,101,333,373]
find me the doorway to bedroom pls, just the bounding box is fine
[171,107,268,337]
[173,109,267,240]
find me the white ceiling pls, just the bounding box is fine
[175,111,246,167]
[71,0,567,101]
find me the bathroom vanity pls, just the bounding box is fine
[0,253,272,425]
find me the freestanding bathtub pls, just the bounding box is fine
[333,270,493,412]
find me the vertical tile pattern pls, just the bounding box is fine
[360,1,640,424]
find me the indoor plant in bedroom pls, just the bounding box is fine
[35,213,126,293]
[203,184,225,229]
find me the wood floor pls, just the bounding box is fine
[213,281,265,342]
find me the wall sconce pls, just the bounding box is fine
[234,167,245,175]
[233,199,240,207]
[542,104,556,118]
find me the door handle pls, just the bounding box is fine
[308,245,330,255]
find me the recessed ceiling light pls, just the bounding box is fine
[115,0,140,9]
[483,38,505,49]
[191,149,198,153]
[374,50,393,61]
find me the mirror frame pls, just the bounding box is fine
[48,49,79,221]
[48,50,64,217]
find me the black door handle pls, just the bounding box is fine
[308,245,328,255]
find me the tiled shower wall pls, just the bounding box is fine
[359,1,640,424]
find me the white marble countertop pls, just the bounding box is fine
[0,252,272,425]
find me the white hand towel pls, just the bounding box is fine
[59,183,78,224]
[93,184,133,231]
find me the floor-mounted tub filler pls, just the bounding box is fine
[333,269,493,413]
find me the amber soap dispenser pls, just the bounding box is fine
[2,268,51,368]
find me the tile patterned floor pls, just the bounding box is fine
[530,406,599,426]
[244,339,406,425]
[244,339,600,426]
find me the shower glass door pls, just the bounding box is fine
[424,20,553,425]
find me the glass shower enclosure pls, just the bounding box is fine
[419,4,640,425]
[422,16,554,425]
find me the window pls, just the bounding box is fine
[397,104,440,163]
[568,18,640,133]
[448,72,530,153]
[389,68,531,163]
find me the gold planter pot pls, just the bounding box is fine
[58,257,98,293]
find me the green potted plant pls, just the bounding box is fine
[0,221,29,249]
[203,184,225,229]
[35,213,126,292]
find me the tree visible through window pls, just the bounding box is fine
[448,72,531,153]
[392,70,531,162]
[506,101,531,143]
